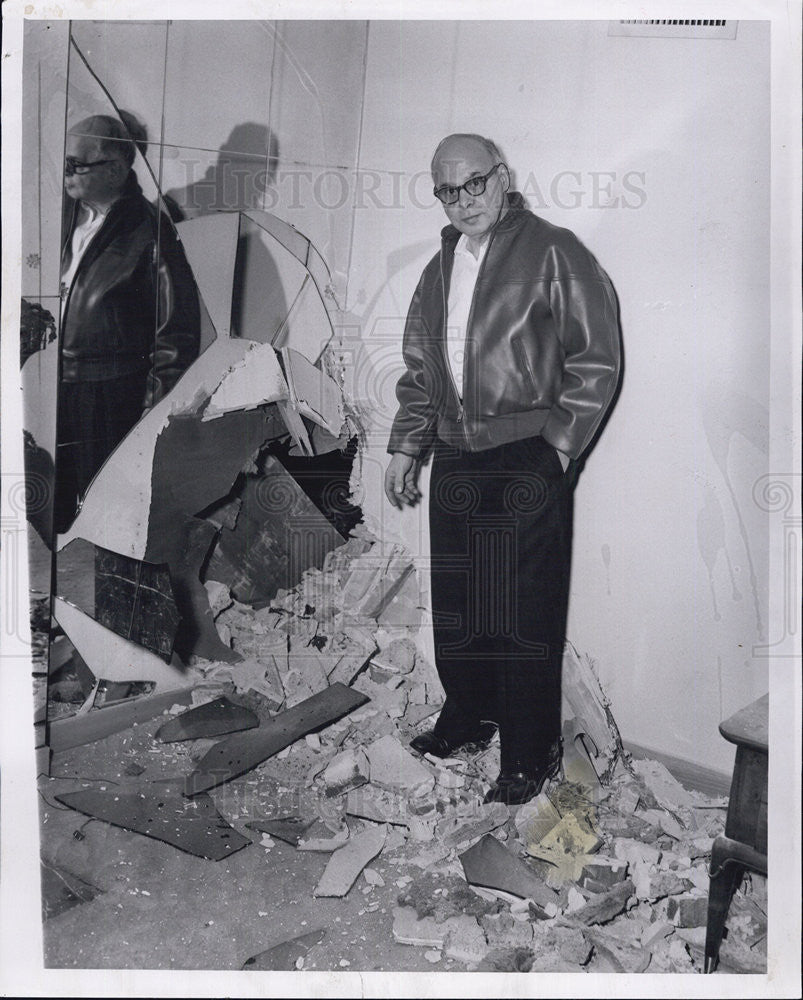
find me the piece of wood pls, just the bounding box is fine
[242,928,326,971]
[93,545,179,662]
[55,787,250,861]
[156,696,258,742]
[459,834,559,910]
[185,682,369,795]
[49,687,194,753]
[313,823,386,897]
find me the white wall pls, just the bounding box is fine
[349,20,772,774]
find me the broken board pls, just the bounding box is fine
[459,834,559,910]
[185,682,369,796]
[242,928,326,971]
[156,697,259,742]
[93,545,180,661]
[54,788,250,861]
[313,823,387,897]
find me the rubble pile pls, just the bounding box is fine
[45,524,767,973]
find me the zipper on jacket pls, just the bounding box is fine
[439,252,465,426]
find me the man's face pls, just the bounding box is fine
[431,137,508,241]
[64,132,125,206]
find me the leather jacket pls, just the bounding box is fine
[60,171,201,410]
[388,192,621,459]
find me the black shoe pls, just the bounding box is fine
[409,722,497,759]
[483,740,563,806]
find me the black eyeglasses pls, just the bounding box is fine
[65,157,118,176]
[433,163,504,205]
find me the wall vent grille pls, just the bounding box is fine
[608,20,738,39]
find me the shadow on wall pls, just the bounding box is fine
[165,122,280,221]
[164,122,286,343]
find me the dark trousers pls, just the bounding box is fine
[429,434,574,768]
[54,373,147,534]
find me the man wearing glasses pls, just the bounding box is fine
[55,115,200,533]
[385,133,621,806]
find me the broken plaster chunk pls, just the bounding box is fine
[436,802,509,849]
[313,823,387,898]
[363,867,385,888]
[204,580,233,617]
[345,785,408,826]
[352,675,408,720]
[646,871,694,901]
[612,837,662,869]
[580,857,629,891]
[583,927,652,974]
[443,915,490,965]
[667,894,709,928]
[297,821,350,852]
[641,921,675,949]
[631,758,695,811]
[392,906,455,948]
[365,735,435,794]
[480,911,535,951]
[571,878,635,926]
[372,637,417,676]
[322,747,370,798]
[513,792,562,844]
[435,768,466,791]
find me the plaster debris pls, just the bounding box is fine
[571,878,635,926]
[322,747,370,798]
[460,835,559,910]
[365,735,435,793]
[314,824,387,897]
[436,802,509,849]
[443,915,489,965]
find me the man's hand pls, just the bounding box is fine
[384,453,421,508]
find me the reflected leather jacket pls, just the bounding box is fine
[388,192,621,459]
[60,171,201,409]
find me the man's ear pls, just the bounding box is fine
[499,163,511,192]
[109,159,128,185]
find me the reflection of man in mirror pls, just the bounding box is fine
[55,114,201,533]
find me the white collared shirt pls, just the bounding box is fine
[445,234,489,400]
[61,201,108,298]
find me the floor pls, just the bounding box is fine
[37,695,767,975]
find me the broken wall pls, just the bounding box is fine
[19,16,776,774]
[20,19,378,705]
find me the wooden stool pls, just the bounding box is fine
[704,693,768,973]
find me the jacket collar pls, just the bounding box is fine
[62,169,144,247]
[440,190,529,247]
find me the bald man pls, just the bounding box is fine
[386,134,621,805]
[55,115,200,533]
